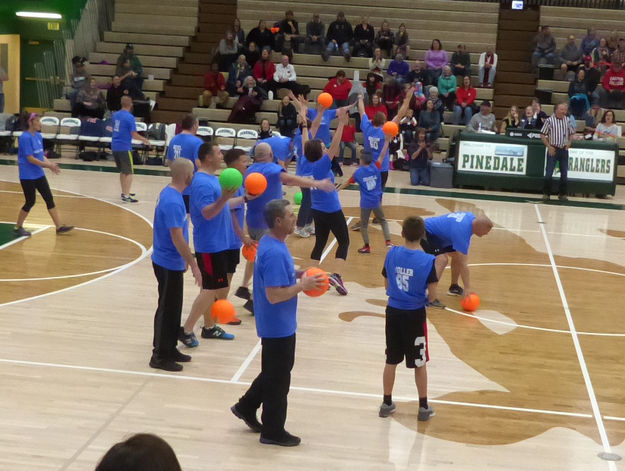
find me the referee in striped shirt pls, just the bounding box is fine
[540,102,575,201]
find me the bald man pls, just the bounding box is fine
[234,141,334,313]
[421,212,493,300]
[111,95,150,203]
[150,158,201,372]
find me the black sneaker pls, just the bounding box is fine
[243,299,254,315]
[260,431,301,447]
[235,286,251,300]
[177,327,199,348]
[13,226,31,237]
[56,225,74,234]
[201,325,234,340]
[170,349,192,363]
[149,356,183,372]
[231,404,262,433]
[448,284,464,296]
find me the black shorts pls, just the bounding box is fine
[183,194,190,213]
[195,251,230,290]
[113,150,133,175]
[420,231,455,256]
[385,306,429,368]
[225,248,240,274]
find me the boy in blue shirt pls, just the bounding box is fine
[422,212,493,297]
[150,158,201,372]
[166,113,203,212]
[380,216,439,421]
[231,199,326,447]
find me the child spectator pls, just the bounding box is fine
[399,108,418,146]
[258,118,273,139]
[339,117,357,165]
[408,128,432,186]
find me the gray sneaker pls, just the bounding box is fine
[379,402,396,418]
[418,406,435,421]
[13,226,31,237]
[428,299,445,308]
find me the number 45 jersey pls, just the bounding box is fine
[383,246,437,310]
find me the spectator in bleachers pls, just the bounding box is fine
[467,100,495,132]
[558,35,583,80]
[68,56,90,109]
[428,86,445,123]
[278,94,298,137]
[276,10,302,54]
[323,12,353,62]
[520,105,536,129]
[600,62,625,109]
[437,65,457,111]
[531,26,556,69]
[454,75,476,125]
[411,81,426,112]
[568,68,591,119]
[75,78,106,119]
[582,103,602,137]
[365,91,388,119]
[233,18,245,45]
[591,37,611,72]
[393,23,410,60]
[399,107,418,145]
[218,30,240,72]
[382,78,401,119]
[581,29,600,56]
[364,72,382,99]
[95,433,181,471]
[424,39,448,86]
[499,105,520,134]
[246,20,275,52]
[418,99,441,142]
[259,118,273,139]
[387,54,410,83]
[228,76,266,123]
[272,54,299,93]
[406,60,426,86]
[107,75,125,112]
[116,44,143,90]
[244,42,260,68]
[593,109,621,141]
[408,128,433,186]
[532,98,548,128]
[227,55,252,96]
[116,58,141,96]
[253,48,276,97]
[369,48,386,80]
[375,21,394,59]
[607,31,619,53]
[339,117,357,165]
[324,70,352,107]
[451,44,471,78]
[202,62,229,108]
[478,46,497,88]
[611,38,625,69]
[353,17,375,58]
[305,14,326,54]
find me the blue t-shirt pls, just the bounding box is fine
[425,212,476,255]
[111,110,137,152]
[245,162,285,230]
[189,171,233,253]
[152,185,189,271]
[361,114,390,172]
[384,246,437,310]
[294,129,314,177]
[18,132,45,180]
[307,108,338,146]
[256,136,292,164]
[352,164,382,209]
[167,133,203,196]
[229,186,245,250]
[254,234,298,338]
[311,154,341,213]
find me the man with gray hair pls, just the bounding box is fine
[466,100,496,132]
[541,102,575,201]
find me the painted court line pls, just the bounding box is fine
[535,204,618,467]
[0,225,51,251]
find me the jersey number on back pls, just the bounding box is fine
[447,212,466,223]
[396,273,410,292]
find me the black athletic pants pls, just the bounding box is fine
[237,334,296,439]
[152,262,184,359]
[311,209,349,260]
[20,177,55,212]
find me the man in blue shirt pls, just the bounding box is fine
[254,135,293,167]
[380,216,438,421]
[111,96,150,203]
[422,212,493,297]
[231,199,326,447]
[166,113,203,213]
[178,142,243,347]
[150,158,201,372]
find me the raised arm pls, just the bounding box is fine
[328,108,347,160]
[310,104,325,139]
[393,86,415,124]
[357,93,366,118]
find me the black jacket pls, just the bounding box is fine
[327,20,353,44]
[354,24,374,43]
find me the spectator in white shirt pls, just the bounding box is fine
[478,46,498,88]
[272,54,300,92]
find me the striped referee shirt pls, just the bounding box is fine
[541,114,575,148]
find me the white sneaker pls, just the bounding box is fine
[304,223,315,235]
[295,227,310,238]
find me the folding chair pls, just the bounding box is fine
[56,117,81,158]
[236,128,259,153]
[214,127,236,151]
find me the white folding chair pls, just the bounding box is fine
[196,125,214,141]
[271,130,282,137]
[40,116,60,141]
[236,128,259,152]
[56,117,81,158]
[214,127,236,151]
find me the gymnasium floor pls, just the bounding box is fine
[1,162,625,471]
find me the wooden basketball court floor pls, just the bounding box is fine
[1,164,625,471]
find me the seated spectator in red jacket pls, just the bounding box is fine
[202,62,229,108]
[600,62,625,109]
[253,47,276,96]
[453,75,477,125]
[339,118,357,164]
[324,70,353,107]
[365,92,388,119]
